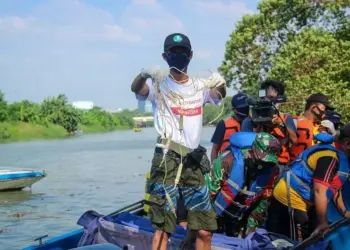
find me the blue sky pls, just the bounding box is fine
[0,0,260,109]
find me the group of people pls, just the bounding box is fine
[131,32,350,250]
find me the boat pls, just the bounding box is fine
[0,169,47,191]
[133,127,142,132]
[22,199,350,250]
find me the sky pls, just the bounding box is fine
[0,0,260,109]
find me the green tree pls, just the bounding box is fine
[219,0,350,95]
[268,28,350,120]
[0,91,8,122]
[203,96,233,125]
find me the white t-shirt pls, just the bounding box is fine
[136,76,220,149]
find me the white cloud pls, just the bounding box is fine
[130,17,183,32]
[0,0,142,43]
[197,1,254,15]
[104,24,141,43]
[121,2,184,35]
[0,0,256,109]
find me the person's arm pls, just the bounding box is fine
[284,115,298,144]
[333,191,350,218]
[210,120,225,162]
[241,117,254,132]
[131,74,155,102]
[313,155,338,226]
[131,73,149,96]
[314,182,329,226]
[272,114,298,144]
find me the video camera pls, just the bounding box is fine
[247,88,287,125]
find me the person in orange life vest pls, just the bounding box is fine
[210,92,249,162]
[290,93,335,161]
[267,124,350,241]
[242,80,298,165]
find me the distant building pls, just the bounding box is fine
[72,101,94,110]
[138,100,145,113]
[145,102,152,113]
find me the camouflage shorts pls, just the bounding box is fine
[146,151,218,234]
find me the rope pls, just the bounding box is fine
[142,66,226,141]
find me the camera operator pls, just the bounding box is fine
[241,80,298,166]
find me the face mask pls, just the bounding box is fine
[311,106,326,121]
[165,51,190,73]
[234,107,249,120]
[234,112,247,121]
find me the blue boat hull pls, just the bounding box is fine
[23,195,350,250]
[23,229,83,250]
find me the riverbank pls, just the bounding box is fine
[0,122,129,143]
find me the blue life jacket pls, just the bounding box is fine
[284,133,349,203]
[213,132,276,219]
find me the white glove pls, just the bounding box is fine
[204,72,226,89]
[141,66,168,83]
[321,120,336,136]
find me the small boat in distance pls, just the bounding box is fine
[0,169,47,191]
[133,127,142,132]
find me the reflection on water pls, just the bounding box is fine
[0,127,215,249]
[0,190,36,205]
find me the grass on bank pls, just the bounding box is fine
[0,122,130,143]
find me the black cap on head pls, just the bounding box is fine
[164,33,192,52]
[306,93,334,110]
[325,110,343,129]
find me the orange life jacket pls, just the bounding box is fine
[290,117,314,161]
[270,114,290,165]
[219,117,240,153]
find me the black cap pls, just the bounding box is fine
[306,93,334,110]
[164,33,192,52]
[325,110,344,129]
[231,93,248,109]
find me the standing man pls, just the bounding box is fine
[210,92,249,162]
[290,93,335,160]
[131,33,226,250]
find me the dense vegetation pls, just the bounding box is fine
[203,96,232,125]
[0,91,136,142]
[219,0,350,121]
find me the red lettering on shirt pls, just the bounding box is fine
[170,106,202,116]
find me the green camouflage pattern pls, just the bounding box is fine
[205,155,224,197]
[245,199,270,236]
[252,132,281,164]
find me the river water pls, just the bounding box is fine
[0,127,215,250]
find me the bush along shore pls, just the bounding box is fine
[0,91,135,143]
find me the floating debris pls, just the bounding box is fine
[8,211,32,218]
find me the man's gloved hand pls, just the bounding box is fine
[321,120,337,136]
[203,72,226,89]
[141,66,168,83]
